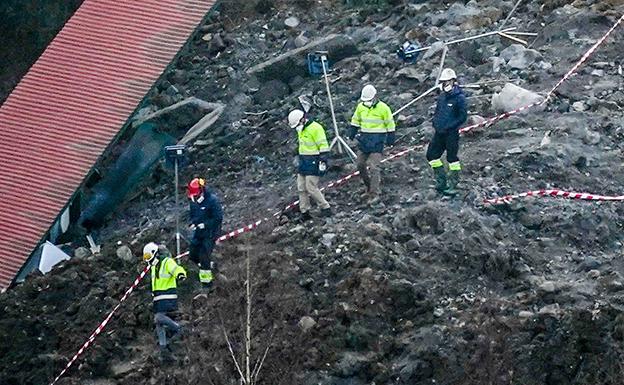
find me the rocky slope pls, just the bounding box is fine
[2,0,624,384]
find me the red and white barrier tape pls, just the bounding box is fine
[459,100,543,134]
[484,189,624,205]
[49,264,151,385]
[211,145,420,240]
[545,14,624,100]
[50,13,623,384]
[460,13,624,134]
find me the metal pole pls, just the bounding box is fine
[174,158,181,257]
[393,85,440,117]
[435,45,449,87]
[499,0,524,30]
[321,54,343,154]
[413,27,516,53]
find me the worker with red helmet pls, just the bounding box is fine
[187,177,223,289]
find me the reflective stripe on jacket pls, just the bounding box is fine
[151,256,186,312]
[350,101,395,153]
[298,121,329,176]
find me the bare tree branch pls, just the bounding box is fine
[252,328,275,384]
[219,311,246,382]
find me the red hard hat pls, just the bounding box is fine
[187,178,206,198]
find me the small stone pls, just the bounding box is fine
[270,269,279,278]
[298,316,316,332]
[433,308,444,317]
[583,129,600,145]
[201,33,212,42]
[572,101,587,112]
[539,281,556,293]
[321,233,336,248]
[116,245,134,262]
[538,303,561,317]
[591,69,605,77]
[284,16,300,28]
[74,247,91,259]
[588,270,601,279]
[506,147,523,155]
[289,225,305,234]
[519,311,534,318]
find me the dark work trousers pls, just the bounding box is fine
[426,130,460,163]
[154,312,181,349]
[189,233,215,271]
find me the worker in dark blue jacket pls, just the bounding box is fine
[187,177,223,289]
[426,68,468,195]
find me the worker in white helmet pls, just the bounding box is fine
[426,68,468,195]
[288,109,331,221]
[348,84,396,204]
[144,242,187,362]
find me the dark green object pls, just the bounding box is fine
[433,167,447,193]
[444,169,460,196]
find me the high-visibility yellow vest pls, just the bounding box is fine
[350,101,396,133]
[298,121,329,156]
[151,257,186,302]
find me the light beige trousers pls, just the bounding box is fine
[297,174,330,213]
[356,151,382,195]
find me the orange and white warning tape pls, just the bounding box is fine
[484,189,624,205]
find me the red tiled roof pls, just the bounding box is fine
[0,0,215,289]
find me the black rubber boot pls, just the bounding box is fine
[320,208,332,217]
[444,169,460,196]
[433,167,447,193]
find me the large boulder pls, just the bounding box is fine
[491,83,545,114]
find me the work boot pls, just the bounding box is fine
[443,169,460,196]
[320,208,332,217]
[433,167,447,193]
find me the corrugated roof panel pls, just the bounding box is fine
[0,0,215,289]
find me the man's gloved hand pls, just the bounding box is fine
[177,273,186,281]
[319,160,327,174]
[189,224,197,231]
[197,223,205,230]
[386,131,396,146]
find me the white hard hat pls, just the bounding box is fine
[360,84,377,102]
[439,68,457,82]
[288,109,305,128]
[143,242,159,262]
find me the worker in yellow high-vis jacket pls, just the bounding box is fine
[348,84,396,204]
[288,109,332,221]
[143,242,187,362]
